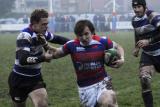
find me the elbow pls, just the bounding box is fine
[19,57,28,65]
[19,61,26,66]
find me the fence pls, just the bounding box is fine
[0,21,133,33]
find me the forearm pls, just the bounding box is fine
[52,47,66,59]
[50,34,70,45]
[17,50,45,65]
[116,44,124,60]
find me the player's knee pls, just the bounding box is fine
[99,90,117,107]
[32,95,48,107]
[36,99,48,107]
[139,66,154,78]
[140,75,152,92]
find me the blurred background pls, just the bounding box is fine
[0,0,159,33]
[0,0,160,107]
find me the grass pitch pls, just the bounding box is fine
[0,32,160,107]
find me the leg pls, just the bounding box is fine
[97,90,118,107]
[139,65,155,107]
[29,88,48,107]
[12,101,26,107]
[8,72,28,107]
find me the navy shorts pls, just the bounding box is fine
[140,52,160,72]
[8,72,46,103]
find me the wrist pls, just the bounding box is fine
[43,43,49,50]
[120,56,124,61]
[43,41,48,46]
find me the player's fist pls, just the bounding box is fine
[44,50,53,62]
[37,33,47,46]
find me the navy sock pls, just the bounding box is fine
[142,91,153,107]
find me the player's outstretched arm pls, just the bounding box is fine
[50,34,70,45]
[17,49,53,65]
[47,46,67,59]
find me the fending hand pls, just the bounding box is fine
[44,50,53,62]
[37,33,47,46]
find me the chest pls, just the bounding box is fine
[29,37,43,55]
[71,44,105,61]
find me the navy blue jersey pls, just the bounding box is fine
[132,10,160,56]
[62,35,114,87]
[13,26,64,77]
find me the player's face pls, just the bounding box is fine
[78,26,92,46]
[133,5,145,17]
[33,18,48,34]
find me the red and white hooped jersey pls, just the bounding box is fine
[62,35,113,87]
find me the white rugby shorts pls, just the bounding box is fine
[78,77,112,107]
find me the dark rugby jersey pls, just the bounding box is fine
[13,27,56,77]
[62,35,113,87]
[132,10,160,56]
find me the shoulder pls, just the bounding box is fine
[92,35,101,41]
[65,39,79,46]
[146,10,156,17]
[146,9,160,27]
[17,32,31,40]
[92,35,113,48]
[16,32,32,45]
[92,35,108,43]
[93,35,112,43]
[44,31,54,40]
[146,9,160,20]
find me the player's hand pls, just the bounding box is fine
[132,47,140,57]
[37,33,47,46]
[136,39,149,48]
[44,50,53,62]
[109,57,124,68]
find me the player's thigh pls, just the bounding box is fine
[150,55,160,72]
[139,53,155,77]
[29,88,48,105]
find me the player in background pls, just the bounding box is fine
[132,0,160,107]
[48,20,124,107]
[8,9,69,107]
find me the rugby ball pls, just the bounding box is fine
[104,48,119,66]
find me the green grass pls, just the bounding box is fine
[0,32,160,107]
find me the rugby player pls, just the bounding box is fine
[132,0,160,107]
[8,9,69,107]
[49,20,124,107]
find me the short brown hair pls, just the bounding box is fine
[30,9,48,24]
[74,20,95,36]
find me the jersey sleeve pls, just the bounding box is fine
[45,31,70,44]
[16,32,32,51]
[147,10,160,28]
[16,32,45,65]
[44,31,54,41]
[62,40,73,54]
[100,36,114,50]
